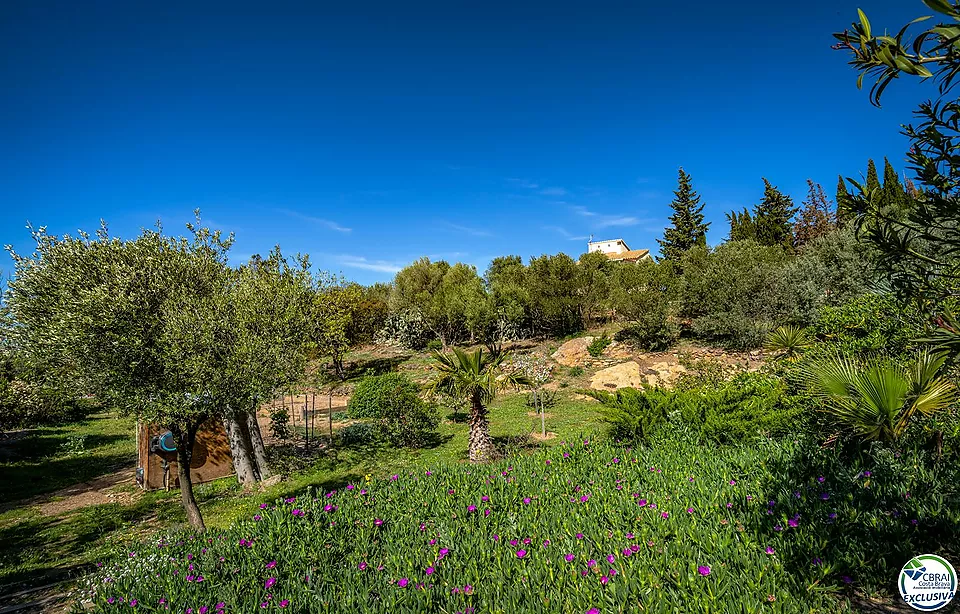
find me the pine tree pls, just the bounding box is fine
[658,168,710,262]
[793,180,837,249]
[882,158,905,204]
[726,208,755,241]
[753,178,798,249]
[836,175,851,225]
[866,159,881,194]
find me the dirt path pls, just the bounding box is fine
[25,469,139,517]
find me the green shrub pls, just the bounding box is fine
[425,339,443,351]
[586,372,806,443]
[347,373,420,419]
[615,312,678,351]
[587,334,611,357]
[346,373,439,448]
[813,293,924,359]
[568,366,584,377]
[336,422,379,447]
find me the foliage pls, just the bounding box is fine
[311,280,364,379]
[568,366,585,377]
[834,2,960,359]
[608,260,679,351]
[658,168,710,263]
[753,179,799,249]
[587,334,612,357]
[348,373,421,420]
[765,326,814,361]
[485,256,531,341]
[576,251,613,325]
[801,351,955,443]
[429,346,530,462]
[376,310,431,350]
[269,405,293,442]
[77,434,960,613]
[526,253,583,338]
[793,180,837,249]
[680,241,794,349]
[812,293,925,359]
[425,339,443,352]
[586,372,806,444]
[336,421,380,447]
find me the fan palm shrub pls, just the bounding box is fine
[764,325,813,360]
[803,351,955,443]
[428,345,529,462]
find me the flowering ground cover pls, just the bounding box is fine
[74,432,959,613]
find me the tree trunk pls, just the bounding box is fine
[468,393,492,463]
[224,413,258,487]
[174,425,206,531]
[245,405,272,479]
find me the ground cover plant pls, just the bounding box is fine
[74,431,959,613]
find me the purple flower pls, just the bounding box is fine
[481,495,489,502]
[820,493,830,500]
[391,474,398,481]
[841,575,852,584]
[626,533,634,539]
[862,470,872,477]
[467,505,476,512]
[788,518,799,528]
[523,498,531,505]
[698,565,711,576]
[600,575,609,584]
[565,554,575,562]
[726,502,733,508]
[265,577,276,589]
[279,600,289,608]
[774,524,783,532]
[587,609,600,614]
[606,554,616,564]
[425,566,435,576]
[765,547,775,555]
[374,518,383,527]
[266,560,277,569]
[729,479,736,485]
[817,476,825,483]
[686,507,694,514]
[576,533,584,539]
[516,549,527,558]
[439,548,449,559]
[398,578,409,587]
[588,559,597,568]
[661,512,669,519]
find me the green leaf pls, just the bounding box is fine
[922,0,956,16]
[858,8,872,39]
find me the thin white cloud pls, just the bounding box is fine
[442,222,493,237]
[543,225,590,241]
[276,208,352,233]
[507,178,540,189]
[336,255,404,273]
[571,205,641,228]
[539,187,568,197]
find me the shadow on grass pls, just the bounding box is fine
[339,355,412,381]
[0,450,135,511]
[445,411,469,424]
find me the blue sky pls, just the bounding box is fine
[0,0,929,284]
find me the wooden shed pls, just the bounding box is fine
[136,420,234,491]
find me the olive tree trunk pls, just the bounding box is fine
[468,392,493,463]
[245,405,272,479]
[173,423,206,531]
[223,412,258,487]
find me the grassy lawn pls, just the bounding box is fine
[0,386,604,593]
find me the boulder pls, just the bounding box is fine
[643,361,687,388]
[589,361,644,390]
[551,336,595,367]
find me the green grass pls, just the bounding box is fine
[0,412,137,507]
[0,391,605,591]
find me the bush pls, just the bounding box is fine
[568,366,584,377]
[347,373,420,419]
[812,293,924,359]
[587,334,611,357]
[680,241,796,349]
[615,311,678,352]
[336,422,380,447]
[425,339,443,351]
[586,372,806,443]
[346,373,439,448]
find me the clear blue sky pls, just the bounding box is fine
[0,0,929,284]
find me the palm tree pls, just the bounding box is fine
[803,351,955,443]
[428,345,530,462]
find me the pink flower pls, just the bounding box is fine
[358,562,368,570]
[565,554,575,562]
[606,554,615,564]
[266,560,277,569]
[265,577,276,589]
[661,512,669,519]
[425,566,435,576]
[398,578,409,587]
[587,609,600,614]
[279,600,289,608]
[600,575,609,584]
[765,547,775,555]
[698,565,711,576]
[686,507,694,514]
[637,499,647,507]
[516,549,527,558]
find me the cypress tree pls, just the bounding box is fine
[882,157,907,213]
[836,175,852,226]
[726,208,755,241]
[866,159,881,194]
[753,178,798,249]
[658,168,710,262]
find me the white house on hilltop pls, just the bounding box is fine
[587,238,653,263]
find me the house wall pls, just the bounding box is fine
[588,239,628,254]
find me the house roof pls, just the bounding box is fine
[604,249,651,261]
